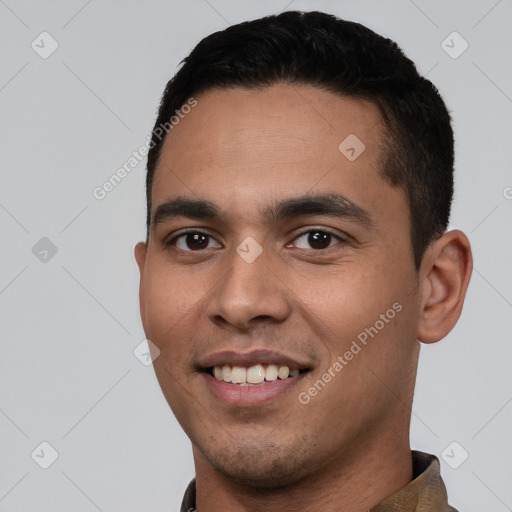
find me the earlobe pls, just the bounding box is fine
[417,230,473,344]
[134,242,148,274]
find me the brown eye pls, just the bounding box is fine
[173,232,221,251]
[186,233,209,249]
[308,231,331,249]
[291,229,343,250]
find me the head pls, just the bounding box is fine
[135,11,471,491]
[145,10,455,269]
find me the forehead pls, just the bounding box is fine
[151,84,401,223]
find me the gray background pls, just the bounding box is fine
[1,0,511,510]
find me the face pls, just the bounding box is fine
[136,85,423,488]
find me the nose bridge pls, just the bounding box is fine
[205,241,291,329]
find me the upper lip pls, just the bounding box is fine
[197,350,312,370]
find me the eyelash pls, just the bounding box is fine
[166,228,347,253]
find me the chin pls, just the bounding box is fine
[196,434,317,490]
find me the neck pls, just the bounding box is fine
[194,429,413,512]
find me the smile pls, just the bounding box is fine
[208,364,308,385]
[198,350,312,405]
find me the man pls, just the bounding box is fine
[135,10,472,511]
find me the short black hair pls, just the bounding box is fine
[146,10,454,268]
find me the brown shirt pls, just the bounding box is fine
[180,451,458,512]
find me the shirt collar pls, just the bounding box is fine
[370,451,458,511]
[180,451,457,512]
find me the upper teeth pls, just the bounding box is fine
[213,364,300,385]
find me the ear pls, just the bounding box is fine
[417,230,473,344]
[134,242,147,275]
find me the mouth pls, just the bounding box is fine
[206,364,310,385]
[198,351,312,406]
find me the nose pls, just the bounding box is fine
[204,245,292,330]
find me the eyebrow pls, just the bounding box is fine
[152,197,222,228]
[263,193,374,228]
[152,193,374,230]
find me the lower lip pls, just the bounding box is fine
[202,372,307,406]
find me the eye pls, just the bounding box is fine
[172,231,221,251]
[290,230,344,250]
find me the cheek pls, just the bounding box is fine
[323,286,419,409]
[139,263,200,352]
[296,266,391,331]
[300,261,417,362]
